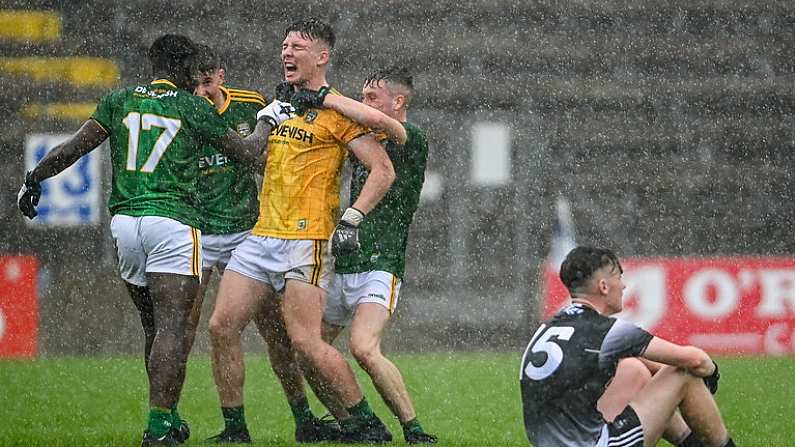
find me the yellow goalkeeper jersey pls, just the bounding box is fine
[252,90,370,240]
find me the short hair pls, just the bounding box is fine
[364,66,414,104]
[148,34,197,77]
[559,246,623,293]
[284,17,335,49]
[365,66,413,89]
[195,43,222,74]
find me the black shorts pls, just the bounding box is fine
[605,405,644,446]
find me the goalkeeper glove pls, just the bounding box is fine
[291,86,330,116]
[275,81,293,102]
[18,171,42,219]
[703,360,720,394]
[257,100,294,128]
[331,207,364,257]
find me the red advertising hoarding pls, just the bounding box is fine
[0,256,38,358]
[542,257,795,355]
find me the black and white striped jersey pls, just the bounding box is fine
[519,303,653,447]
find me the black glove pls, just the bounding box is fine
[703,360,720,395]
[18,171,42,219]
[290,86,330,116]
[275,81,293,102]
[331,207,364,257]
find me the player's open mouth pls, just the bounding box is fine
[284,63,297,76]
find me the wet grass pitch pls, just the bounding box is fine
[0,354,792,446]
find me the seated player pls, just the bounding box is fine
[520,246,736,447]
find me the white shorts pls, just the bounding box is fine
[202,230,250,273]
[225,235,332,292]
[110,214,202,287]
[324,271,401,327]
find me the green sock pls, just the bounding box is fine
[346,397,375,422]
[288,396,315,426]
[147,407,173,437]
[171,405,181,425]
[222,406,246,430]
[402,418,424,435]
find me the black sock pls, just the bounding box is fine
[678,432,705,447]
[221,406,246,430]
[723,437,736,447]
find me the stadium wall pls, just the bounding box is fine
[0,0,793,355]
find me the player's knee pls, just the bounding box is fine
[662,364,700,382]
[619,358,652,389]
[208,314,234,342]
[350,341,380,368]
[655,364,700,395]
[656,364,687,378]
[288,331,320,357]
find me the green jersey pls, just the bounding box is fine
[198,86,265,234]
[91,79,229,228]
[335,122,429,279]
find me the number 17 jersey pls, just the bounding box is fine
[519,303,653,447]
[90,79,230,228]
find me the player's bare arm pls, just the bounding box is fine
[323,94,407,144]
[346,134,396,214]
[330,134,395,256]
[215,106,283,166]
[290,88,407,144]
[215,127,266,165]
[19,119,108,219]
[28,119,108,182]
[642,336,716,377]
[255,149,268,174]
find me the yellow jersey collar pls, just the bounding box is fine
[150,78,178,89]
[217,86,232,114]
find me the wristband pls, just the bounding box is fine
[340,207,365,226]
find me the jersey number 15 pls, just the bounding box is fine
[521,324,575,381]
[122,112,182,173]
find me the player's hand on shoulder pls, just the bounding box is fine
[331,207,364,257]
[275,81,294,102]
[290,86,330,116]
[257,99,294,128]
[18,171,42,219]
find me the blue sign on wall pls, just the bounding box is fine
[24,134,102,226]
